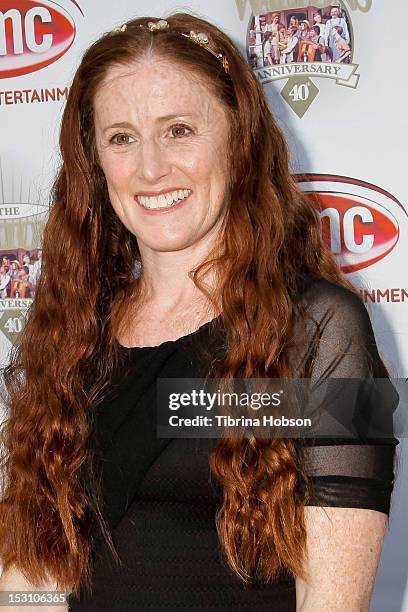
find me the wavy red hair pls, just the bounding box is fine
[0,13,360,596]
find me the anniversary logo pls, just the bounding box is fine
[241,0,371,116]
[0,160,46,344]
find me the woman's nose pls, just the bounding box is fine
[136,139,171,183]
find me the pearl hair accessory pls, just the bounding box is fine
[147,19,169,32]
[111,24,127,34]
[181,29,230,74]
[110,19,230,74]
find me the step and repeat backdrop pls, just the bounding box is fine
[0,1,407,609]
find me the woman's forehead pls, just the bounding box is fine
[96,59,210,101]
[93,60,223,125]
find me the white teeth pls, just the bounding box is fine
[136,189,191,209]
[158,194,167,208]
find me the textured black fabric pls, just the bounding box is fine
[67,274,399,611]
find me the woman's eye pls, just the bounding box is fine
[170,125,192,138]
[110,133,134,146]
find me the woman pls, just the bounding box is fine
[333,25,352,64]
[277,23,288,64]
[313,11,325,36]
[22,252,34,283]
[280,26,300,64]
[0,13,399,611]
[289,14,299,35]
[0,265,10,298]
[313,12,328,60]
[268,13,280,64]
[8,260,22,299]
[263,31,274,66]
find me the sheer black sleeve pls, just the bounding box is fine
[293,274,399,516]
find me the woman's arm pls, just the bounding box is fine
[293,278,397,611]
[0,566,69,611]
[295,506,387,611]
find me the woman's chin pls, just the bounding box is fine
[136,235,195,253]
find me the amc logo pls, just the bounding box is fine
[0,1,78,78]
[296,175,406,273]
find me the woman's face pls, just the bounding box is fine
[93,59,231,255]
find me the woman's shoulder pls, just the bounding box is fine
[293,272,383,375]
[295,271,364,315]
[297,271,375,332]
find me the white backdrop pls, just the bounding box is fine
[0,1,407,609]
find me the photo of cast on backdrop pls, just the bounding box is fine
[248,4,352,68]
[0,250,42,299]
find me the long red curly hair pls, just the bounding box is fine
[0,13,360,596]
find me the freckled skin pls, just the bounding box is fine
[93,59,230,257]
[295,506,387,611]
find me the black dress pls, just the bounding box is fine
[67,275,399,611]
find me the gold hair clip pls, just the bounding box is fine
[147,19,169,32]
[111,23,127,34]
[183,30,209,46]
[181,30,230,74]
[112,19,230,74]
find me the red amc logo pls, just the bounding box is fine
[295,174,406,273]
[0,0,77,78]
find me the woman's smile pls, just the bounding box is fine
[135,188,192,214]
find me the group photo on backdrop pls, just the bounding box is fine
[248,4,352,67]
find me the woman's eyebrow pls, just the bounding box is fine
[103,121,134,134]
[102,113,197,134]
[155,112,197,123]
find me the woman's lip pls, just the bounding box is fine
[136,188,191,197]
[135,192,192,215]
